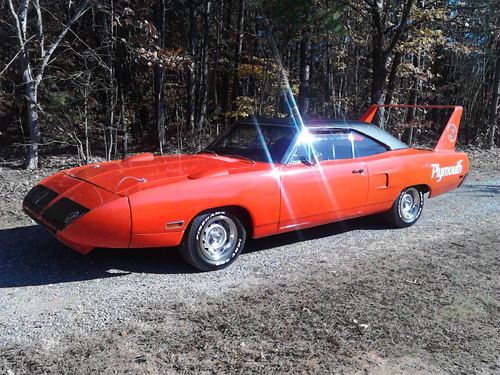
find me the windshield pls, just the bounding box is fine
[204,123,298,164]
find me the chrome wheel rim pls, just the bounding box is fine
[199,215,237,261]
[398,188,421,223]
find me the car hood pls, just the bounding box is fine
[65,153,258,195]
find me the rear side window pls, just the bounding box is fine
[352,131,388,157]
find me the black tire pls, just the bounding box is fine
[385,187,424,228]
[179,210,246,271]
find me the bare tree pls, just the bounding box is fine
[187,0,196,131]
[298,25,311,116]
[231,0,245,111]
[197,0,212,130]
[153,0,167,153]
[7,0,93,168]
[367,0,413,128]
[488,39,500,147]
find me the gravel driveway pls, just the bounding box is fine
[0,149,499,374]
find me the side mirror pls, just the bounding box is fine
[300,156,316,166]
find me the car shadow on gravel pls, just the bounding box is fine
[461,182,500,197]
[243,214,392,254]
[0,226,192,288]
[1,216,391,287]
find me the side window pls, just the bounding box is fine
[352,131,388,157]
[329,132,353,160]
[291,130,354,163]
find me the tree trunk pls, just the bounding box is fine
[8,0,92,168]
[404,50,420,146]
[198,0,212,129]
[153,0,166,153]
[213,1,220,112]
[120,84,128,159]
[383,50,402,136]
[231,0,245,111]
[371,48,387,128]
[102,1,116,161]
[384,50,402,106]
[405,90,417,146]
[24,72,40,169]
[220,2,231,123]
[299,26,311,116]
[324,29,332,105]
[369,0,413,129]
[187,0,196,131]
[83,72,91,164]
[487,40,500,148]
[14,0,40,169]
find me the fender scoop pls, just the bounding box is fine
[188,168,229,180]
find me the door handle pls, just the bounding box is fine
[352,169,365,175]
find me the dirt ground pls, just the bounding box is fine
[0,147,499,374]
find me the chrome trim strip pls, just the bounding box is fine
[280,222,311,230]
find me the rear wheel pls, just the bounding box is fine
[180,210,246,271]
[385,187,424,228]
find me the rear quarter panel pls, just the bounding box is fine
[364,149,469,209]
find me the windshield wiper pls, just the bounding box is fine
[219,153,255,164]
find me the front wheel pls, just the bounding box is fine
[179,210,246,271]
[385,187,424,228]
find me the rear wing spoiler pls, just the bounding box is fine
[360,105,463,152]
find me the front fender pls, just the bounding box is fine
[57,196,131,253]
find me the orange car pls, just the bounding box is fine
[23,105,469,271]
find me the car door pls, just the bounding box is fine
[278,129,369,231]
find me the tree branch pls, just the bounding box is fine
[372,0,384,40]
[336,0,373,27]
[33,0,45,57]
[19,0,28,38]
[35,0,93,86]
[8,0,26,47]
[383,0,413,59]
[41,4,111,72]
[0,35,35,77]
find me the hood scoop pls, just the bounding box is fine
[122,153,155,162]
[188,168,229,180]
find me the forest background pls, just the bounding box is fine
[0,0,499,169]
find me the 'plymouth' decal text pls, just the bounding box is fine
[431,160,463,182]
